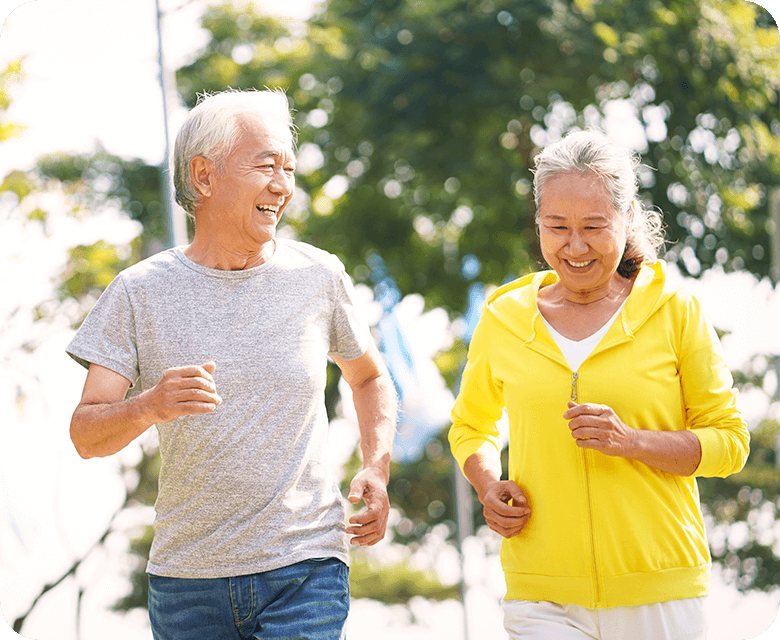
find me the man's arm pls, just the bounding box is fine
[332,341,397,546]
[70,361,222,459]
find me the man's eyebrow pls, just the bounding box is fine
[251,150,296,163]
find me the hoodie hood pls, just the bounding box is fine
[484,260,682,345]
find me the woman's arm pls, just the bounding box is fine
[564,401,702,476]
[462,444,531,539]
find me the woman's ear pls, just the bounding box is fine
[189,156,213,198]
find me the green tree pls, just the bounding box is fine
[13,0,773,621]
[177,0,779,313]
[168,0,780,599]
[0,63,169,634]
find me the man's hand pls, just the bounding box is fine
[144,361,222,424]
[479,479,531,539]
[345,467,390,546]
[71,361,222,459]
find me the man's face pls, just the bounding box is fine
[206,112,296,250]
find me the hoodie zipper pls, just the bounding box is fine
[572,370,603,607]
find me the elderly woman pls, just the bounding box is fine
[449,130,749,640]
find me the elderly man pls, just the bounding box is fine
[67,89,397,640]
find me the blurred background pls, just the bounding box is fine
[1,0,780,638]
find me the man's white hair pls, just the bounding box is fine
[173,88,295,217]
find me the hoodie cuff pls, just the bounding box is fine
[691,427,738,478]
[449,434,502,475]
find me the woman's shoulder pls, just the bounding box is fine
[487,271,558,310]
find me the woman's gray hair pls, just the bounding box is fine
[173,88,296,217]
[532,130,665,278]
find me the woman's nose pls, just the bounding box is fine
[566,230,588,255]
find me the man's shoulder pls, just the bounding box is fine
[116,248,184,285]
[276,238,345,273]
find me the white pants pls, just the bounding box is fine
[502,598,707,640]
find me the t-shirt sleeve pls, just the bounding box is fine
[66,274,140,387]
[328,265,370,361]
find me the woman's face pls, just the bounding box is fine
[538,171,629,299]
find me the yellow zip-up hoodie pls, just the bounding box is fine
[449,261,749,609]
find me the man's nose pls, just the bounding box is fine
[268,169,294,197]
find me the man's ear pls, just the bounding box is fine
[190,156,214,198]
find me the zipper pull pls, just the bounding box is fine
[571,371,578,401]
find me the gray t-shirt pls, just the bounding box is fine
[67,239,370,578]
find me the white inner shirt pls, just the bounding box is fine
[539,298,628,373]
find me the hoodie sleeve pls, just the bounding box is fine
[679,292,750,478]
[448,312,505,473]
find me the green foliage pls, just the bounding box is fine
[155,0,780,605]
[36,149,169,253]
[60,240,138,302]
[177,0,780,315]
[0,59,25,141]
[698,417,780,592]
[0,169,34,200]
[111,525,154,613]
[25,149,173,325]
[348,548,460,603]
[386,431,457,544]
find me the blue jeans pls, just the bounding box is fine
[148,558,349,640]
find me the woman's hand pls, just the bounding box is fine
[564,401,636,458]
[564,401,702,475]
[462,449,531,538]
[479,479,531,539]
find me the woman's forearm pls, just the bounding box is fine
[626,428,702,476]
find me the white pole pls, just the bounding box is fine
[455,464,473,640]
[770,188,780,285]
[155,0,188,248]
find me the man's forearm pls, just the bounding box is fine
[70,396,156,459]
[352,374,397,483]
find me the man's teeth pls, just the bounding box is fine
[256,206,279,214]
[568,260,593,268]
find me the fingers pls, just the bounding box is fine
[564,401,608,420]
[347,502,387,546]
[481,480,531,539]
[484,509,530,538]
[564,402,615,434]
[347,507,388,546]
[564,402,632,457]
[148,362,223,422]
[484,481,530,515]
[346,471,389,546]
